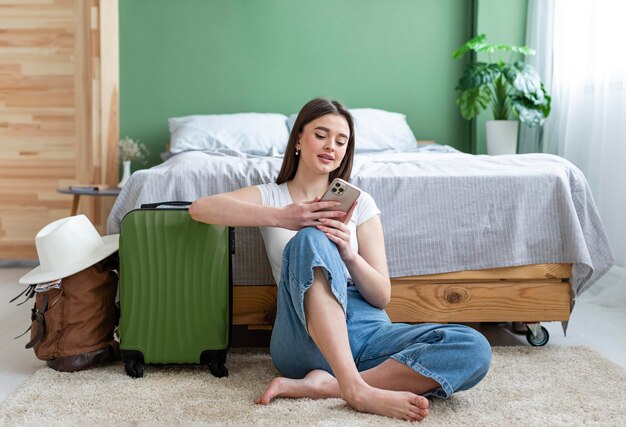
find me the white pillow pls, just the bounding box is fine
[287,108,416,153]
[169,113,289,155]
[351,109,417,152]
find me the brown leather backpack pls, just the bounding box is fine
[24,254,120,372]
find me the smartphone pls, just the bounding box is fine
[319,178,361,212]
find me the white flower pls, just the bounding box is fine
[119,137,149,163]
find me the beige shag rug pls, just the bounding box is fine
[1,346,625,426]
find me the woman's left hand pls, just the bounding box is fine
[316,200,358,262]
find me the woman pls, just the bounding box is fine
[190,98,491,422]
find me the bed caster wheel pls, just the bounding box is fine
[124,359,144,378]
[208,362,228,378]
[526,324,549,346]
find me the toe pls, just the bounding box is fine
[408,397,429,421]
[407,410,425,422]
[412,395,429,409]
[255,392,271,405]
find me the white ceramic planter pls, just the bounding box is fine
[486,120,519,155]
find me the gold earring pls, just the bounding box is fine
[295,148,300,156]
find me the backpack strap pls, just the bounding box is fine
[9,284,36,306]
[25,293,48,348]
[24,291,63,349]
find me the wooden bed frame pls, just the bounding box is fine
[233,263,572,331]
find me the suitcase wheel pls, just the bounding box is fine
[122,350,145,378]
[124,359,144,378]
[202,350,229,378]
[208,362,228,378]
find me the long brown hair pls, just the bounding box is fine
[276,98,355,185]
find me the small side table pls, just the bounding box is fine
[57,186,121,216]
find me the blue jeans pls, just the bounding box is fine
[270,227,492,398]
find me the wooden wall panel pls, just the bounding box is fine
[96,0,120,225]
[0,0,118,259]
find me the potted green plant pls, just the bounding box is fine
[453,34,551,154]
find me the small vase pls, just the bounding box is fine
[118,160,132,188]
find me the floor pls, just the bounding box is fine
[1,266,625,405]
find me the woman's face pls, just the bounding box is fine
[296,113,350,175]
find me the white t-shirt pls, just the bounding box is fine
[256,182,381,285]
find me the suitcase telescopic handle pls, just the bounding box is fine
[140,201,192,209]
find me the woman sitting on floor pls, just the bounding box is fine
[190,97,492,422]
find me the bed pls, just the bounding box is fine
[108,111,614,346]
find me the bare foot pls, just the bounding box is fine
[255,369,338,405]
[255,371,430,422]
[343,384,430,422]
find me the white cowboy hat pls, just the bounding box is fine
[19,215,119,285]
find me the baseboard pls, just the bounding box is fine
[0,259,38,268]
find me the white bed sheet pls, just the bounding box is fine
[108,149,614,298]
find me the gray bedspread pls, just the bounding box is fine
[107,149,614,298]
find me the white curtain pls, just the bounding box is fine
[526,0,626,303]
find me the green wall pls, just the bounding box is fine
[119,0,527,168]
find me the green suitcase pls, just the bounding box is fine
[119,201,234,378]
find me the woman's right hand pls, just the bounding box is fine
[278,199,346,230]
